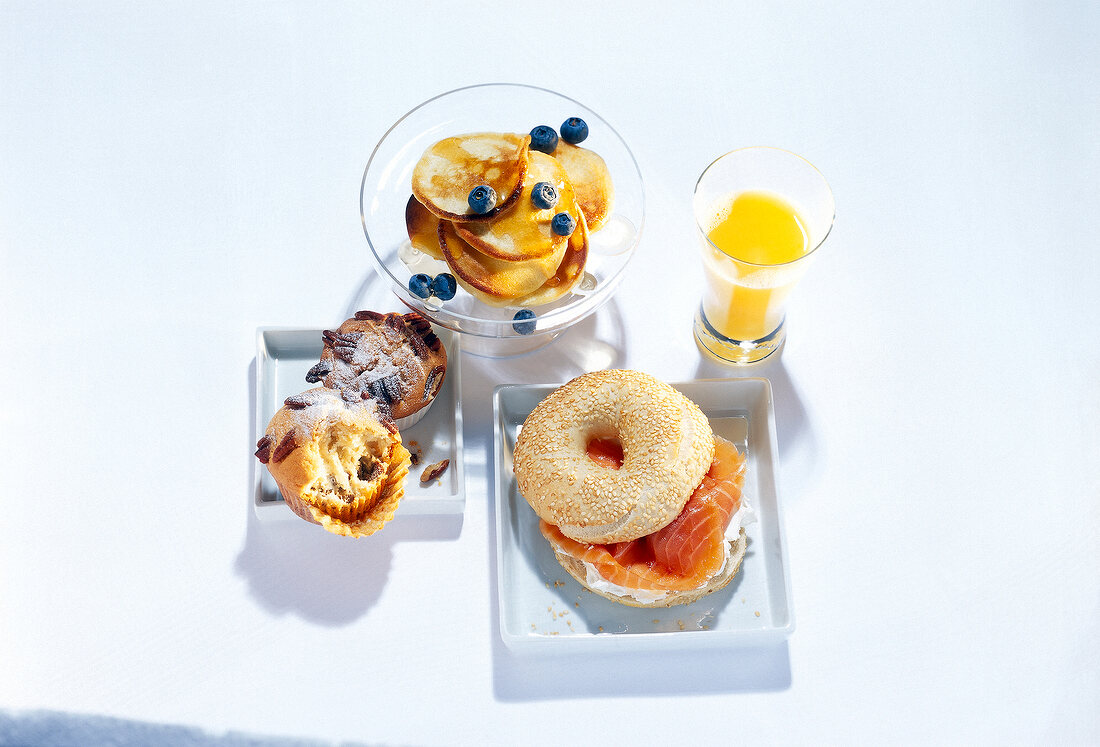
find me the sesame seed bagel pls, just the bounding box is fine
[512,370,715,545]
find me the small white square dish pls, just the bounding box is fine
[493,377,793,653]
[252,326,464,519]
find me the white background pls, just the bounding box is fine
[2,1,1097,745]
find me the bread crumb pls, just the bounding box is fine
[652,619,660,624]
[598,626,604,632]
[754,611,761,617]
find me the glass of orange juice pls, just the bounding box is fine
[693,147,835,365]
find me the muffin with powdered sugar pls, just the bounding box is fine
[305,310,447,430]
[255,387,411,537]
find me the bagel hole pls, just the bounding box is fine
[586,436,624,470]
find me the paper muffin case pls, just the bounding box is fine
[275,442,412,538]
[393,395,438,431]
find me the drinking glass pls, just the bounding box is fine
[693,147,834,365]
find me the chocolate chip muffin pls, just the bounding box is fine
[305,311,447,429]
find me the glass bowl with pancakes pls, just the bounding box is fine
[360,84,644,356]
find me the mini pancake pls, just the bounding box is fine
[412,132,530,222]
[438,219,566,302]
[552,141,614,232]
[405,195,444,260]
[509,209,590,308]
[453,151,577,262]
[448,207,589,308]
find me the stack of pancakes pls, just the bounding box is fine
[407,131,614,307]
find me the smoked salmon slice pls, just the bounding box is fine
[541,436,746,591]
[585,437,624,470]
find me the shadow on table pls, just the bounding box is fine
[492,640,791,700]
[344,265,390,322]
[234,359,462,627]
[0,709,350,747]
[458,298,628,395]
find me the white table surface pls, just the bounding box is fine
[2,2,1097,745]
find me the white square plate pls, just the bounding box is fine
[493,377,793,653]
[252,326,464,518]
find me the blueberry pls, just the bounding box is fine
[430,273,457,301]
[408,273,432,299]
[560,117,588,144]
[551,212,575,236]
[512,309,537,335]
[468,185,496,214]
[529,125,558,154]
[530,182,559,210]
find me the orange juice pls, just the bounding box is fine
[699,191,810,342]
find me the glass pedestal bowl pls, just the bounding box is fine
[360,83,644,356]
